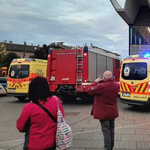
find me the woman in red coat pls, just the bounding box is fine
[16,77,65,150]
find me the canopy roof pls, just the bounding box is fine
[110,0,150,24]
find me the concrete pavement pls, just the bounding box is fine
[1,97,150,149]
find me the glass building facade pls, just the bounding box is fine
[130,26,150,55]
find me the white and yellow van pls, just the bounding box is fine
[7,58,47,101]
[120,54,150,106]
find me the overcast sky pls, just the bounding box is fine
[0,0,128,59]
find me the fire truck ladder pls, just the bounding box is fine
[76,48,83,91]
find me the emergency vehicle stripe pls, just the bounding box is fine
[120,83,123,91]
[19,83,22,87]
[125,84,130,92]
[124,84,128,92]
[144,87,148,93]
[120,86,122,92]
[143,84,148,93]
[139,83,147,93]
[12,83,15,87]
[135,84,141,92]
[138,84,144,93]
[121,83,126,92]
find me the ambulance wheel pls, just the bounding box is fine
[60,95,76,103]
[131,105,139,108]
[16,96,26,102]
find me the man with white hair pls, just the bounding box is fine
[88,71,119,150]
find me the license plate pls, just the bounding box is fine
[9,89,16,92]
[122,92,131,97]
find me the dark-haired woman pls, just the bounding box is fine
[16,77,65,150]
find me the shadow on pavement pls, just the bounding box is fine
[62,98,93,105]
[123,104,150,113]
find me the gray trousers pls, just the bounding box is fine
[100,119,115,150]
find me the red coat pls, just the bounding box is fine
[16,96,64,150]
[88,79,119,120]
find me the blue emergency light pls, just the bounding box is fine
[83,45,88,52]
[48,48,51,54]
[143,53,150,58]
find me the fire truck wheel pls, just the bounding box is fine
[60,95,76,103]
[16,96,26,102]
[84,95,94,104]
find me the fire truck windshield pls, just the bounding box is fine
[122,62,147,80]
[9,65,29,79]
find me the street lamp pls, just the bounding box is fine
[23,41,26,58]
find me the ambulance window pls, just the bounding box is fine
[122,63,147,80]
[9,65,29,79]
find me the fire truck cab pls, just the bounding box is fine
[47,44,121,102]
[120,54,150,106]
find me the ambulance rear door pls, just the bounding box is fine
[120,60,149,101]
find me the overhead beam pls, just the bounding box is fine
[110,0,141,24]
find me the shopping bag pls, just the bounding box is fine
[55,97,73,150]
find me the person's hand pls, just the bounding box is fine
[95,77,104,83]
[95,77,101,83]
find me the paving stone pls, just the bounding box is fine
[133,113,145,117]
[85,149,102,150]
[71,139,83,148]
[115,129,136,134]
[74,133,94,140]
[135,129,150,135]
[113,149,134,150]
[72,127,84,133]
[144,118,150,121]
[91,133,103,140]
[115,134,122,140]
[134,121,150,124]
[73,133,82,139]
[115,124,123,128]
[116,116,124,120]
[84,124,99,128]
[0,139,23,150]
[70,148,85,150]
[72,140,91,148]
[123,116,145,121]
[136,142,150,149]
[85,141,104,149]
[122,113,134,117]
[88,120,100,124]
[116,120,135,125]
[73,123,99,128]
[82,128,102,133]
[123,124,149,129]
[122,135,150,141]
[114,141,137,149]
[97,124,102,128]
[3,98,150,150]
[65,118,80,126]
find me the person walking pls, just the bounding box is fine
[16,76,65,150]
[88,71,119,150]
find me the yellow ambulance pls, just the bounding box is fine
[120,54,150,106]
[7,58,47,101]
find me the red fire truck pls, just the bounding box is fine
[47,43,121,102]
